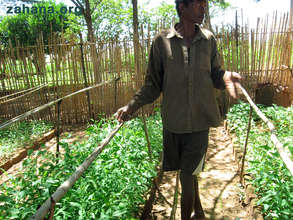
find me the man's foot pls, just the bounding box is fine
[190,211,205,220]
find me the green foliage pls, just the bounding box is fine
[91,0,231,40]
[0,120,53,163]
[0,111,163,219]
[209,0,231,19]
[0,1,82,47]
[227,102,293,219]
[92,0,132,40]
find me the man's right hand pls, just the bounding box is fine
[115,105,132,123]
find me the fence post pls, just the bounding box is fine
[170,171,180,220]
[114,77,121,109]
[56,100,62,159]
[240,105,252,185]
[79,33,93,120]
[141,107,153,163]
[290,0,293,24]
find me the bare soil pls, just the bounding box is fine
[150,125,255,220]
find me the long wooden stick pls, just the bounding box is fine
[240,105,252,185]
[0,80,114,130]
[141,107,153,162]
[79,34,92,120]
[154,181,172,207]
[170,171,180,220]
[236,82,293,176]
[142,115,153,162]
[0,83,47,102]
[0,83,48,105]
[55,100,62,160]
[30,122,124,220]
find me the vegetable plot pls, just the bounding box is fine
[0,111,163,219]
[0,121,53,164]
[227,102,293,219]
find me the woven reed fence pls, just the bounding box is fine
[0,12,292,124]
[216,12,293,101]
[0,30,156,124]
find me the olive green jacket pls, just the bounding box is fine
[128,25,225,133]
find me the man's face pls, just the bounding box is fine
[180,0,207,24]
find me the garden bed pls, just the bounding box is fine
[0,129,57,175]
[226,102,293,219]
[0,111,163,219]
[0,121,54,166]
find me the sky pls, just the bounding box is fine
[140,0,290,28]
[0,0,291,28]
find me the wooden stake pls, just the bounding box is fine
[30,123,124,220]
[141,107,153,162]
[240,105,252,185]
[170,170,180,220]
[79,34,92,120]
[236,82,293,176]
[56,100,62,159]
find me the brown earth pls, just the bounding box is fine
[150,125,255,220]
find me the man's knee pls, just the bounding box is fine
[180,172,195,193]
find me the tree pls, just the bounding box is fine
[291,0,293,16]
[149,1,177,32]
[0,1,81,47]
[91,0,131,40]
[204,0,231,30]
[70,0,101,42]
[132,0,140,82]
[90,0,175,40]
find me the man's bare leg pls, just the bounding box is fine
[180,172,195,220]
[191,176,205,219]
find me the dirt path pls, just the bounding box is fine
[151,125,254,220]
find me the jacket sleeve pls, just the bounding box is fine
[127,37,164,114]
[210,36,226,90]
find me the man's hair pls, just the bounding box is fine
[175,0,195,17]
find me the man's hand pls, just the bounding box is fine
[115,105,132,123]
[223,71,242,99]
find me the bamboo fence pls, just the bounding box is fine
[0,12,292,125]
[217,12,293,100]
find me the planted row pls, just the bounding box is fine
[0,110,163,219]
[0,120,53,164]
[227,102,293,219]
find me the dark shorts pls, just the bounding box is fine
[162,128,209,175]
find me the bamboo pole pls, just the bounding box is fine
[0,83,46,101]
[30,122,124,220]
[0,83,48,105]
[236,82,293,176]
[240,105,252,185]
[0,80,114,130]
[141,108,153,162]
[3,49,12,91]
[55,100,62,159]
[114,77,120,110]
[264,13,275,83]
[79,35,92,120]
[170,171,180,220]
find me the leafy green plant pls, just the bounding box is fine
[0,120,53,163]
[227,102,293,219]
[0,111,163,219]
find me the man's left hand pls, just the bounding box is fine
[223,71,242,99]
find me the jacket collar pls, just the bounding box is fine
[166,23,209,41]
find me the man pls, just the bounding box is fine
[116,0,241,219]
